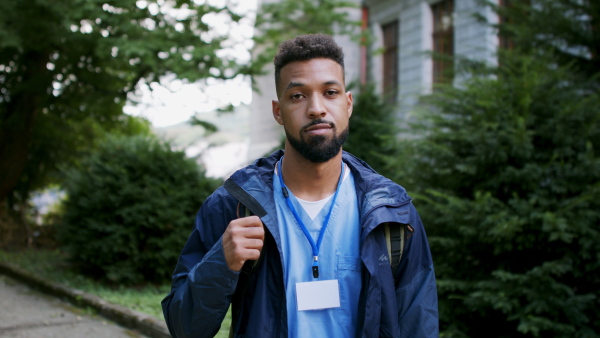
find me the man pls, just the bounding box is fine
[162,34,438,337]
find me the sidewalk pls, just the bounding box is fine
[0,274,148,337]
[0,262,170,338]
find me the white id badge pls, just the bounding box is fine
[295,279,341,311]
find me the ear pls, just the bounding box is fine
[272,100,284,125]
[346,91,353,118]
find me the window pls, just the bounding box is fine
[382,20,399,102]
[431,0,454,84]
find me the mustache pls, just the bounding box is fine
[301,119,335,132]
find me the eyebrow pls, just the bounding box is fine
[284,80,343,91]
[285,82,304,90]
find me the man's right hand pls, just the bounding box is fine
[222,215,264,271]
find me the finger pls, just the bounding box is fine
[228,223,263,238]
[244,248,262,261]
[235,215,263,227]
[240,238,263,250]
[239,226,264,240]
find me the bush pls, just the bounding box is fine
[394,54,600,337]
[59,135,220,285]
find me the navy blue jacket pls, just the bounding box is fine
[162,151,438,337]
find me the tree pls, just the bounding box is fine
[59,134,220,284]
[251,0,361,80]
[386,3,600,335]
[8,114,151,248]
[491,0,599,81]
[394,51,600,337]
[344,83,399,175]
[0,0,246,204]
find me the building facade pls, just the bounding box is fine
[365,0,499,118]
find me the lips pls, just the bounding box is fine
[304,123,334,136]
[305,123,333,132]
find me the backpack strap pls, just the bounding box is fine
[385,222,415,274]
[224,179,266,274]
[224,178,267,218]
[223,178,267,338]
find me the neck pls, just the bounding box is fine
[280,144,343,202]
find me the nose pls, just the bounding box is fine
[307,95,326,119]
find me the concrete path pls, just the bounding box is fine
[0,275,148,338]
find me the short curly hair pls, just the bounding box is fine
[273,34,345,97]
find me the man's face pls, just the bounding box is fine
[272,58,353,163]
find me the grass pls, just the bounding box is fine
[0,248,231,337]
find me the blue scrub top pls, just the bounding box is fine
[273,167,362,338]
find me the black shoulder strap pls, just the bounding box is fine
[223,178,267,338]
[223,178,267,218]
[223,178,267,273]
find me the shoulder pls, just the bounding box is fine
[200,185,237,212]
[193,185,239,237]
[342,151,412,206]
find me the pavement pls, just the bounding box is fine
[0,263,170,338]
[0,274,148,337]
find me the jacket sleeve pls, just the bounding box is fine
[395,204,439,338]
[161,187,240,338]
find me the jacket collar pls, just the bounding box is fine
[229,149,411,216]
[227,149,412,249]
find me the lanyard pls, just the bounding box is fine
[277,156,344,278]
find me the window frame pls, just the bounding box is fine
[381,19,399,102]
[431,0,454,85]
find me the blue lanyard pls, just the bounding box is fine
[277,156,344,278]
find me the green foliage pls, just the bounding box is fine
[11,114,152,204]
[486,0,600,80]
[0,0,245,203]
[251,0,361,81]
[59,135,220,285]
[400,2,600,335]
[344,83,399,174]
[395,53,600,337]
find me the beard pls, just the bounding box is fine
[285,119,349,163]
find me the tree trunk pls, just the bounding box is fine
[0,105,38,201]
[0,51,48,202]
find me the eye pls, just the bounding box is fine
[324,90,339,97]
[290,93,304,100]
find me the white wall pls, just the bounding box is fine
[248,60,281,161]
[454,0,498,78]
